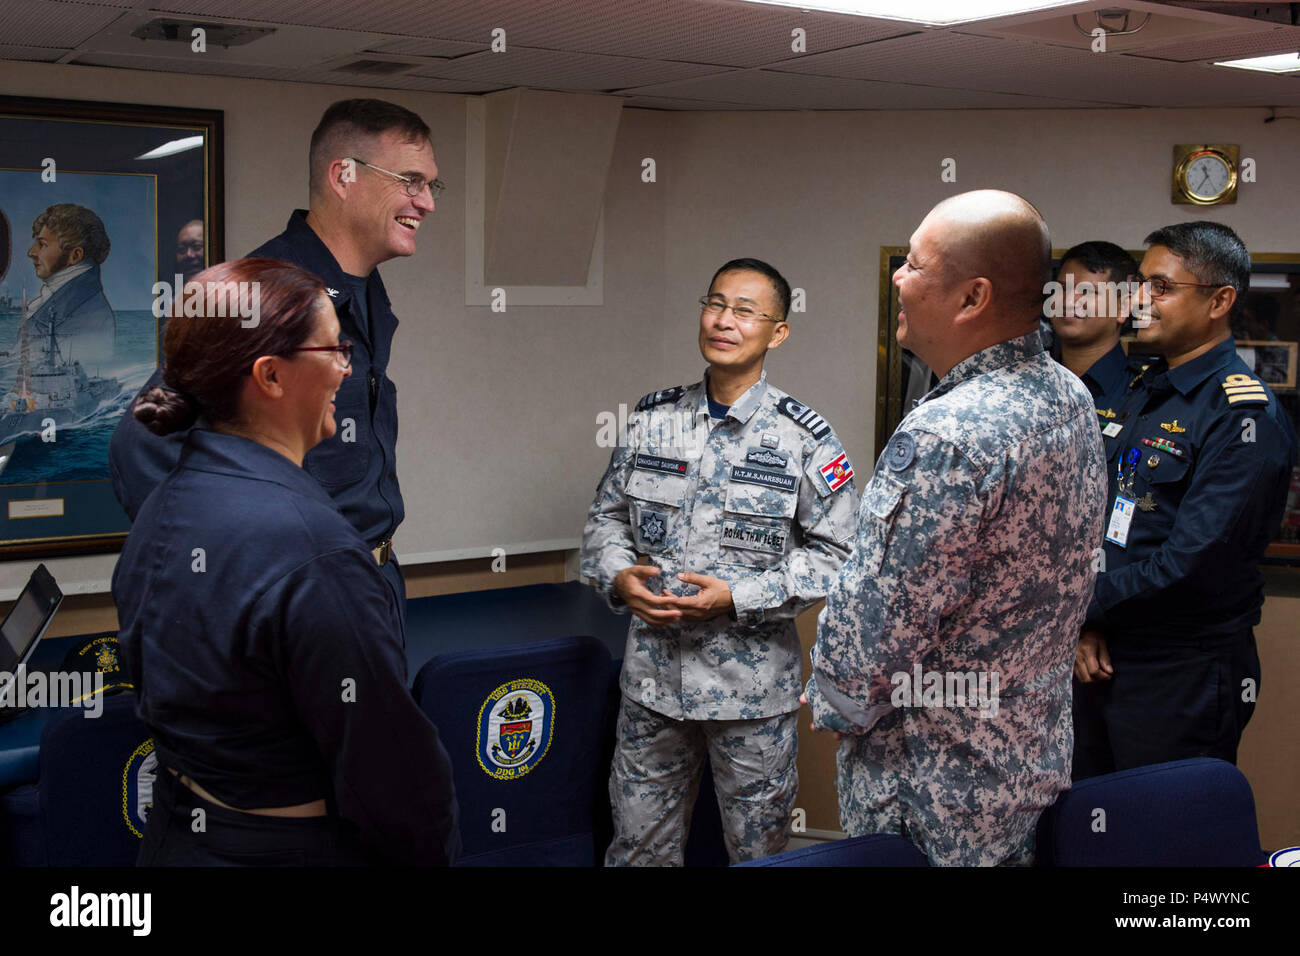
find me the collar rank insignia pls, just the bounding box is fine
[777,396,830,439]
[1222,373,1269,406]
[1096,408,1116,420]
[635,386,684,411]
[1160,420,1186,433]
[325,287,339,298]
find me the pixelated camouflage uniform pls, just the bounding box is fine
[803,332,1107,866]
[583,371,857,865]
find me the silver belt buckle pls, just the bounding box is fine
[372,539,392,566]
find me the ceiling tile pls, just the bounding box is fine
[411,47,730,91]
[69,51,503,92]
[0,0,124,47]
[1135,23,1300,63]
[144,0,913,66]
[767,29,1300,106]
[624,69,1113,110]
[0,44,68,62]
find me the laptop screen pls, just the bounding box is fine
[0,565,62,674]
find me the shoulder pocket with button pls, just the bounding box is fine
[859,474,906,575]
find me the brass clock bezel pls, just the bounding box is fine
[1172,144,1239,206]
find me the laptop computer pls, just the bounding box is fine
[0,564,64,714]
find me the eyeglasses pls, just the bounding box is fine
[699,296,781,323]
[289,339,353,369]
[1136,274,1222,298]
[348,158,445,200]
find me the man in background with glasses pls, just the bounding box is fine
[111,98,442,630]
[582,257,858,865]
[1073,221,1297,781]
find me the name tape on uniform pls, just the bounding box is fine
[634,453,689,477]
[730,465,797,492]
[721,518,787,554]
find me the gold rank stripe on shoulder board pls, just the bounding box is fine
[1221,373,1269,405]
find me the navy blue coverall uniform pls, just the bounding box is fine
[112,428,459,865]
[1073,338,1297,779]
[108,211,408,618]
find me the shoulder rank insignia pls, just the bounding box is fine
[777,396,830,439]
[1160,419,1186,433]
[635,386,684,411]
[1221,373,1269,406]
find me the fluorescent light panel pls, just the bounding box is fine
[736,0,1080,27]
[1214,52,1300,74]
[136,136,204,160]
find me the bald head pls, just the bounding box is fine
[895,190,1052,377]
[925,189,1050,323]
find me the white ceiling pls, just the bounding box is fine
[2,0,1299,109]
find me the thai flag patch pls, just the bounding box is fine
[819,452,853,493]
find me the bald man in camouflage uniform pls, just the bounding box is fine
[583,258,857,866]
[804,192,1107,866]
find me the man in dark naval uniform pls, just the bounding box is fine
[1049,240,1139,414]
[1073,221,1298,780]
[109,99,441,623]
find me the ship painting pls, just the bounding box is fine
[0,296,119,448]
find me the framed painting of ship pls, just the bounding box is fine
[0,96,223,558]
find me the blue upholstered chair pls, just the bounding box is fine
[1037,757,1268,866]
[412,635,613,866]
[735,832,929,867]
[0,694,154,866]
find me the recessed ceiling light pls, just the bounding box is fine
[736,1,1080,27]
[1214,52,1300,75]
[136,136,204,160]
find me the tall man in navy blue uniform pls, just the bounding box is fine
[109,99,440,620]
[1073,221,1298,779]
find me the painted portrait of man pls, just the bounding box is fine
[24,203,116,366]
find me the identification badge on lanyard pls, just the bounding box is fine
[1105,495,1136,547]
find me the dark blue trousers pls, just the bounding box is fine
[1072,627,1260,781]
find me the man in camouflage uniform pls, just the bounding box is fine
[582,258,857,865]
[803,191,1107,866]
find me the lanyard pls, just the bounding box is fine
[1117,447,1139,497]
